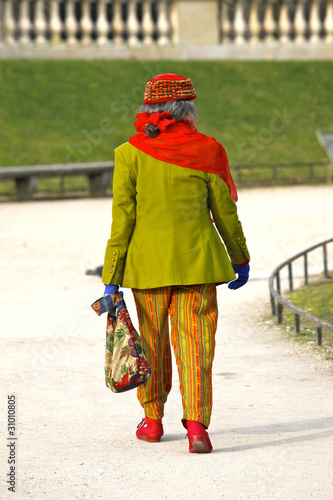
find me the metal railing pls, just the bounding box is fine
[269,238,333,345]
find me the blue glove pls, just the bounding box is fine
[228,263,250,290]
[103,284,119,296]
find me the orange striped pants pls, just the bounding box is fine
[132,284,218,429]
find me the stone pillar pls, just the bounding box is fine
[171,0,219,44]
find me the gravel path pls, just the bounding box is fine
[1,185,333,500]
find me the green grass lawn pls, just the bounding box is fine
[1,60,332,169]
[286,279,333,325]
[281,279,333,355]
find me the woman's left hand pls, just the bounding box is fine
[228,263,250,290]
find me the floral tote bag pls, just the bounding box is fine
[91,292,151,393]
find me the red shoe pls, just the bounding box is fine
[187,421,213,453]
[136,417,163,442]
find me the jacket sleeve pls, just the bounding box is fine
[102,148,137,285]
[207,173,250,265]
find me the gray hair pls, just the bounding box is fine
[138,100,198,138]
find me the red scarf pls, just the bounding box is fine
[129,112,237,202]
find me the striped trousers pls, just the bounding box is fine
[132,284,218,429]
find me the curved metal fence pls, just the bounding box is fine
[269,238,333,346]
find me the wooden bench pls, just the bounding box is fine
[316,128,333,183]
[0,162,115,200]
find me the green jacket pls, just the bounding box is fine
[102,142,250,289]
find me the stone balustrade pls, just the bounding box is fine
[220,0,333,44]
[0,0,173,46]
[0,0,332,59]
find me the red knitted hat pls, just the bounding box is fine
[144,74,197,104]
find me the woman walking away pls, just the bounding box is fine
[102,74,250,453]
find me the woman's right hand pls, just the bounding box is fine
[103,284,119,296]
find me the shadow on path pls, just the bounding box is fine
[211,416,333,453]
[221,416,333,435]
